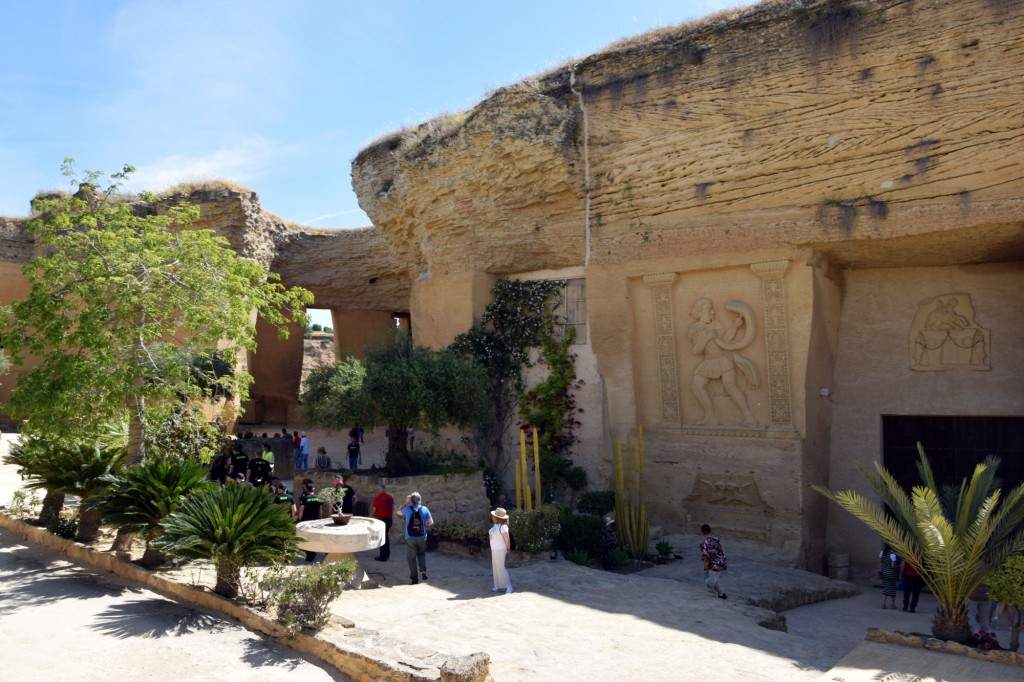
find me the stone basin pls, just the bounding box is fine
[296,516,385,588]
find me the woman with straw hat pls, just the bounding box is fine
[489,508,513,594]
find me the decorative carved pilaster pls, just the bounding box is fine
[643,273,680,424]
[750,260,793,428]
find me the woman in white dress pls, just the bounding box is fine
[489,508,513,594]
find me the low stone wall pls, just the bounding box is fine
[0,511,491,682]
[866,628,1024,668]
[301,471,491,528]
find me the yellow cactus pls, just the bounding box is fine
[614,427,649,560]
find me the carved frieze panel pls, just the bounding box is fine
[910,294,990,371]
[643,273,680,423]
[751,261,793,427]
[683,474,775,515]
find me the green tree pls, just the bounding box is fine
[449,279,564,477]
[814,445,1024,643]
[301,334,490,475]
[155,483,300,598]
[986,554,1024,651]
[87,459,213,566]
[0,160,313,464]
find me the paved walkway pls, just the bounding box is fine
[1,433,1019,681]
[0,527,349,681]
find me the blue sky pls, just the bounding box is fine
[1,0,752,230]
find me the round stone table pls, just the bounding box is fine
[296,516,385,589]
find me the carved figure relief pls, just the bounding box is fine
[688,298,760,426]
[683,475,774,514]
[910,294,990,371]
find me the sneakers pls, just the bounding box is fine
[421,572,428,581]
[506,586,514,594]
[717,593,727,600]
[373,557,387,562]
[492,587,500,593]
[410,579,419,585]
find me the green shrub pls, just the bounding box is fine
[509,504,561,553]
[555,511,605,558]
[578,490,615,517]
[155,484,301,598]
[986,555,1024,651]
[7,489,40,518]
[565,548,596,568]
[656,540,674,557]
[607,547,632,569]
[429,521,489,551]
[47,512,78,539]
[259,560,355,637]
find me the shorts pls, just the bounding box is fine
[705,569,725,589]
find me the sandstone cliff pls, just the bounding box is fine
[352,0,1024,276]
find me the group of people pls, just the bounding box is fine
[878,542,928,613]
[208,443,277,487]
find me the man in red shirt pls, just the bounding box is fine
[370,483,395,562]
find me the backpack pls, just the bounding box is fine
[508,528,517,552]
[408,506,426,537]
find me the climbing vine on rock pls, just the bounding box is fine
[449,279,565,480]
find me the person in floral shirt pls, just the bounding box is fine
[700,523,728,600]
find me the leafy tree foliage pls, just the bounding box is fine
[0,160,313,463]
[986,554,1024,651]
[448,279,564,476]
[815,444,1024,643]
[301,334,490,475]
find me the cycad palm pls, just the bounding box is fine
[88,459,212,566]
[154,483,301,598]
[3,439,125,542]
[814,444,1024,642]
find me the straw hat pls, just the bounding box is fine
[491,507,509,520]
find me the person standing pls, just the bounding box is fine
[407,426,415,451]
[879,543,899,609]
[315,446,332,471]
[229,444,249,483]
[489,508,513,594]
[347,437,361,471]
[332,474,356,514]
[247,451,272,487]
[297,480,324,562]
[260,442,275,473]
[298,432,310,471]
[900,557,925,613]
[272,482,296,520]
[397,491,433,584]
[370,483,395,562]
[700,523,728,600]
[292,431,302,472]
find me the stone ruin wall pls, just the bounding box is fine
[2,0,1023,572]
[350,0,1024,571]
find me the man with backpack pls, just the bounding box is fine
[397,491,433,585]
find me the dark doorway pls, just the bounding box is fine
[882,416,1024,492]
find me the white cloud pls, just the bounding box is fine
[126,137,285,193]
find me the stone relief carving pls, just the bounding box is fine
[683,475,774,514]
[643,273,681,423]
[750,260,793,428]
[910,294,990,371]
[688,298,760,426]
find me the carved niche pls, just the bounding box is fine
[910,294,990,371]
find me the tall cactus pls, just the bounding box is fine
[614,427,649,560]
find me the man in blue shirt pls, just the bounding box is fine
[397,491,434,584]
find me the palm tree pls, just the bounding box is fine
[87,459,213,567]
[154,483,301,598]
[814,444,1024,643]
[3,438,125,542]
